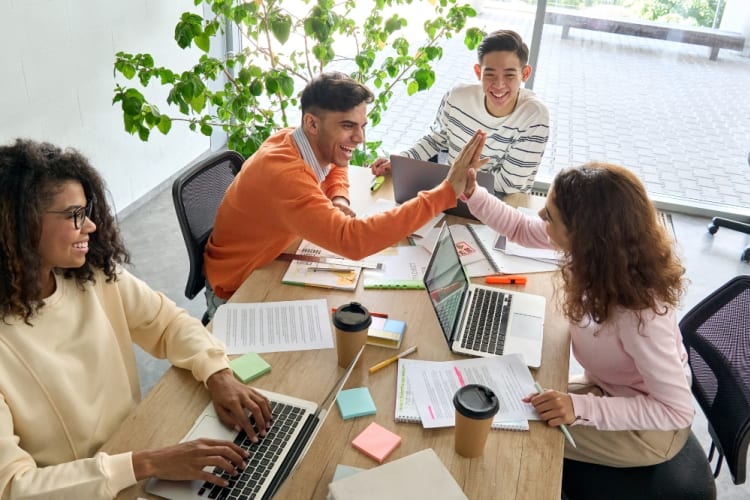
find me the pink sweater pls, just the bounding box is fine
[465,187,694,431]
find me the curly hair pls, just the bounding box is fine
[551,162,685,325]
[0,139,130,322]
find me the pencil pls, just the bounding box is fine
[330,308,388,319]
[368,345,418,374]
[533,382,577,448]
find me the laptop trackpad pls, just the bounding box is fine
[185,414,236,442]
[510,313,543,340]
[145,414,237,498]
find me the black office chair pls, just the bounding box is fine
[172,149,244,324]
[561,431,715,500]
[561,286,739,500]
[680,275,750,485]
[707,152,750,262]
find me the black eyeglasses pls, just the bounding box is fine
[46,199,94,229]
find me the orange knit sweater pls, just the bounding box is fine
[205,128,457,299]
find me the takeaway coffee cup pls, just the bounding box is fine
[453,384,500,458]
[332,302,372,368]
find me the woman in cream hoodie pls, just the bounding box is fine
[0,139,271,498]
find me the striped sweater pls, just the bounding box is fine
[403,84,549,194]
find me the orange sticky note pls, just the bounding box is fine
[351,422,401,463]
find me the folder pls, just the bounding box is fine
[328,448,467,499]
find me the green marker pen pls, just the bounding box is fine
[370,175,385,192]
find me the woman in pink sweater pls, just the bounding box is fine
[463,161,693,467]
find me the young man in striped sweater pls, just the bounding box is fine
[371,29,550,194]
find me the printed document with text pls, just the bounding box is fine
[212,299,334,354]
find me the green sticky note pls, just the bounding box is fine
[229,352,271,383]
[336,387,377,420]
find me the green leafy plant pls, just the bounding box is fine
[638,0,724,27]
[113,0,482,162]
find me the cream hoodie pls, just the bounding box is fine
[0,268,229,499]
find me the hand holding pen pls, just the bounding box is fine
[524,383,577,448]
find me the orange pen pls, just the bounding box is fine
[485,275,527,285]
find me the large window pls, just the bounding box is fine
[368,0,750,217]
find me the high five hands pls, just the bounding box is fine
[447,130,488,198]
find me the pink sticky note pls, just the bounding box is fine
[351,422,401,463]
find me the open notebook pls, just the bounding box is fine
[394,358,529,431]
[281,240,362,291]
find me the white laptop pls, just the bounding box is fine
[145,347,364,500]
[390,154,495,221]
[423,223,546,367]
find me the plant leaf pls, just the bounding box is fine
[270,13,292,44]
[157,115,172,134]
[194,34,210,52]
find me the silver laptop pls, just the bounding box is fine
[423,223,546,367]
[391,154,495,221]
[145,346,364,500]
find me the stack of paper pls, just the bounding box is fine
[499,238,562,265]
[463,224,560,277]
[362,246,430,289]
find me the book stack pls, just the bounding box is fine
[367,316,406,349]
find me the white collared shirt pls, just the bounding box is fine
[291,127,331,182]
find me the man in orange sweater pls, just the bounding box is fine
[204,72,487,316]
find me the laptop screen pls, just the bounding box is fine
[423,224,469,345]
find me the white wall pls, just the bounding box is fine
[0,0,210,213]
[721,0,750,57]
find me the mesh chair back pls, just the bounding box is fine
[172,150,244,299]
[680,275,750,485]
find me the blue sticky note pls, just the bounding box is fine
[336,387,377,420]
[383,319,406,334]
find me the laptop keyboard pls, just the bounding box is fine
[436,288,463,332]
[198,400,305,500]
[460,288,512,355]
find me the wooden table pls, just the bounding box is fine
[102,167,569,499]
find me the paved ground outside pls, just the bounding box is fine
[366,3,750,213]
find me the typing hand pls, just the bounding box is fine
[369,157,391,176]
[446,130,488,198]
[206,369,272,443]
[332,197,356,217]
[523,388,576,427]
[132,438,248,486]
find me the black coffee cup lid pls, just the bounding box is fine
[453,384,500,419]
[332,302,372,331]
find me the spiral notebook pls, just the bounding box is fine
[394,359,529,431]
[466,224,559,276]
[362,246,430,289]
[281,240,362,291]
